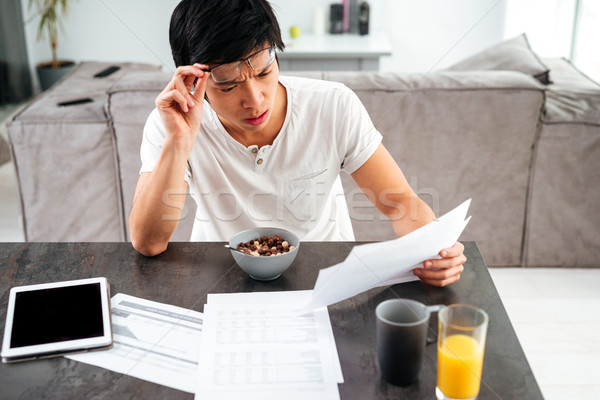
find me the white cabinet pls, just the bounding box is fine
[278,32,392,71]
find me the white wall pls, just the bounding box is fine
[504,0,600,83]
[21,0,180,92]
[23,0,559,93]
[504,0,576,58]
[273,0,506,72]
[573,0,600,82]
[376,0,506,72]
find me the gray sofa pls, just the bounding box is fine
[8,58,600,268]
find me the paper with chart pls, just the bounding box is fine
[196,291,342,400]
[67,293,203,393]
[303,199,472,311]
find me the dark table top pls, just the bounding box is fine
[0,241,543,400]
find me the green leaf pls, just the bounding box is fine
[27,0,78,60]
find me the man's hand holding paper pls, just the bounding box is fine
[303,199,472,312]
[414,241,467,287]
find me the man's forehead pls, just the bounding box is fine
[212,63,273,86]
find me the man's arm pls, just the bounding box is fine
[129,150,188,257]
[351,143,466,286]
[129,64,210,257]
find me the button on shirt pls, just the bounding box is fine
[140,75,382,241]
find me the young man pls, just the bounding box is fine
[129,0,466,287]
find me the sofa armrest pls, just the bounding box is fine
[540,57,600,125]
[524,58,600,267]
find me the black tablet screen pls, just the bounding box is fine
[10,283,105,348]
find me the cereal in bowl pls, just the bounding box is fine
[237,234,296,256]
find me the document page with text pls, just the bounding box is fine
[196,291,341,400]
[67,293,203,393]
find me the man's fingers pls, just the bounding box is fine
[190,64,210,103]
[423,273,462,288]
[158,64,210,113]
[439,241,465,258]
[167,64,208,103]
[183,73,198,90]
[414,242,466,287]
[174,64,208,93]
[414,264,464,282]
[169,77,194,108]
[157,89,190,113]
[174,64,207,81]
[424,254,467,269]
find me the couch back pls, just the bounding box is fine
[108,69,545,266]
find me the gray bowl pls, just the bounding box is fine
[228,227,300,281]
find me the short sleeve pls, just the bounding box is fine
[337,86,383,174]
[139,108,192,183]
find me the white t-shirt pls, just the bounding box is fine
[140,75,382,241]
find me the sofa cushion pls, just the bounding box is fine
[447,34,551,84]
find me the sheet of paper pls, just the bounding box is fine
[67,293,203,393]
[304,199,472,311]
[196,291,341,400]
[208,290,343,383]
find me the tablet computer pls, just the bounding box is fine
[1,277,113,363]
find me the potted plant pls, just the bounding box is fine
[28,0,76,90]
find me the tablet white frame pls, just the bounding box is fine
[1,277,113,362]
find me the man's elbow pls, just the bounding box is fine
[131,236,168,257]
[129,213,170,256]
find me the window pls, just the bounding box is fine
[572,0,600,82]
[504,0,599,83]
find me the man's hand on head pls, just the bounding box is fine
[155,64,210,149]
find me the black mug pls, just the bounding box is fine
[376,299,442,386]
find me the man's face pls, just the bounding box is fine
[204,45,281,138]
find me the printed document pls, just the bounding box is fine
[67,293,203,393]
[196,290,342,400]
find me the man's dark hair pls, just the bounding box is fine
[169,0,285,67]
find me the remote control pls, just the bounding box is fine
[57,98,94,107]
[93,66,120,78]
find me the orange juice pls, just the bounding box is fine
[437,334,484,399]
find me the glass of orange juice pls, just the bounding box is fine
[436,304,489,400]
